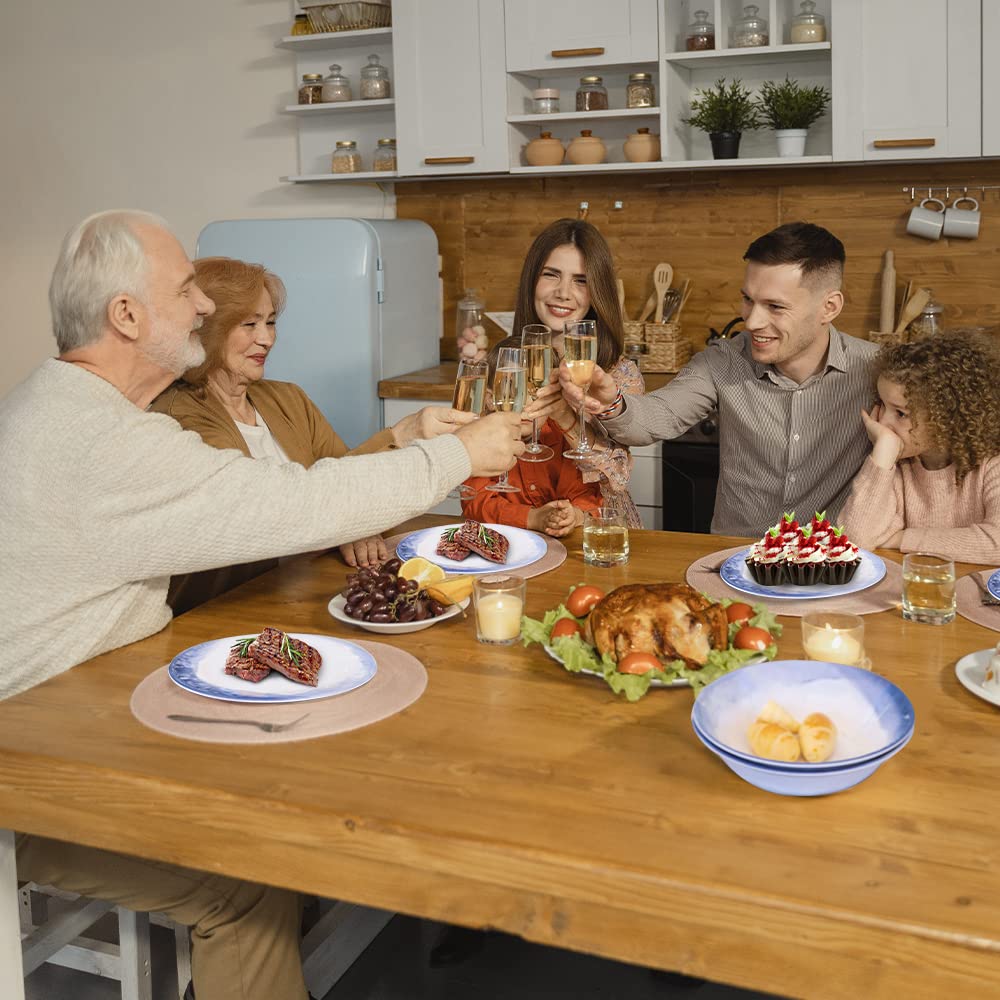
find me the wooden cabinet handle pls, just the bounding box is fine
[872,138,936,149]
[424,156,475,165]
[550,47,606,58]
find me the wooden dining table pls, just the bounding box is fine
[2,517,999,1000]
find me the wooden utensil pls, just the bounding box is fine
[616,278,626,319]
[636,291,657,323]
[653,263,674,323]
[674,278,692,321]
[898,279,914,329]
[879,250,895,334]
[894,286,930,337]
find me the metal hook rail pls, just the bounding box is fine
[904,184,1000,201]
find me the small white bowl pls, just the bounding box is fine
[327,594,469,635]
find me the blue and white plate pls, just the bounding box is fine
[720,548,886,600]
[395,523,547,575]
[955,648,1000,709]
[167,633,377,704]
[987,570,1000,602]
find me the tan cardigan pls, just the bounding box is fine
[150,379,397,612]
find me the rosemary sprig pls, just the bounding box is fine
[231,636,255,658]
[442,526,461,542]
[279,632,303,666]
[477,523,495,549]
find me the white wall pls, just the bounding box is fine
[0,0,395,395]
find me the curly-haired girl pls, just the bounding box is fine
[839,332,1000,562]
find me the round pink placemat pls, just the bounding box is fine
[384,528,566,580]
[685,546,904,618]
[956,573,1000,633]
[129,640,427,744]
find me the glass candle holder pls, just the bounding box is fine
[582,507,630,567]
[902,552,956,624]
[473,575,526,645]
[801,612,868,668]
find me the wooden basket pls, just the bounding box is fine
[640,320,692,373]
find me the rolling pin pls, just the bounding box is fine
[879,250,895,334]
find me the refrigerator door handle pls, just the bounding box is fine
[376,256,384,303]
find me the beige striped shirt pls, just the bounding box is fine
[599,327,877,537]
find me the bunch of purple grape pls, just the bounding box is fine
[341,559,448,624]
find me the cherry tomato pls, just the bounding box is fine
[726,602,754,625]
[551,618,582,640]
[565,585,606,618]
[733,625,772,651]
[618,651,662,675]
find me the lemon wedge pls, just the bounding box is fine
[398,557,447,586]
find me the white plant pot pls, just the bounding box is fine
[775,129,808,157]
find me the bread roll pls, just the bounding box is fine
[757,700,799,733]
[747,720,801,763]
[798,712,836,763]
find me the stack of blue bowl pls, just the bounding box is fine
[691,660,915,796]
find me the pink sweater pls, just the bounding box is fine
[839,455,1000,564]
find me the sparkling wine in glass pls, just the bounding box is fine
[520,324,554,463]
[448,359,487,500]
[562,320,599,461]
[487,346,526,494]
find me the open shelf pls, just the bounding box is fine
[283,99,395,115]
[286,171,398,182]
[276,27,392,51]
[508,108,659,125]
[664,41,831,68]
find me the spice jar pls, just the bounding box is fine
[456,289,487,362]
[297,73,324,105]
[331,140,362,173]
[532,88,560,114]
[524,131,565,166]
[626,72,655,109]
[321,64,352,103]
[360,54,391,100]
[576,76,609,112]
[566,130,606,165]
[373,138,397,172]
[731,4,769,47]
[790,0,827,43]
[685,10,715,50]
[290,13,312,36]
[908,291,944,340]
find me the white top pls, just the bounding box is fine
[236,411,291,464]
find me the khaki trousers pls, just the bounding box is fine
[17,835,308,1000]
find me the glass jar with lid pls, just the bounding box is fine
[790,1,827,43]
[456,289,487,362]
[532,88,560,114]
[290,13,312,36]
[360,54,391,100]
[373,138,397,172]
[685,10,715,50]
[576,75,608,112]
[321,64,352,103]
[297,73,324,105]
[626,72,655,109]
[908,291,944,340]
[731,4,769,47]
[332,140,362,174]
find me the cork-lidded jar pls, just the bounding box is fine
[566,129,606,165]
[524,131,565,167]
[623,127,661,162]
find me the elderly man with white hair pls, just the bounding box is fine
[0,210,523,1000]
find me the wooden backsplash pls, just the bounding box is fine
[396,160,1000,360]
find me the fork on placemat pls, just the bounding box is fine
[166,713,310,733]
[969,573,1000,607]
[699,557,729,573]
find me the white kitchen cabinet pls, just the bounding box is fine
[983,1,1000,156]
[504,0,659,72]
[392,0,508,176]
[833,0,980,161]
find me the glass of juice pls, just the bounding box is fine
[582,507,630,567]
[902,552,956,625]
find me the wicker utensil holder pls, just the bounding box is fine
[640,321,691,373]
[868,330,904,348]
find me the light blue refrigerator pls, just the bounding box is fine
[196,218,440,448]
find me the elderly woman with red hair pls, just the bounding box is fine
[152,256,469,613]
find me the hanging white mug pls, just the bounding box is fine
[942,195,981,239]
[906,197,946,240]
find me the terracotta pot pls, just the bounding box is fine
[566,129,606,165]
[623,127,661,163]
[524,131,565,167]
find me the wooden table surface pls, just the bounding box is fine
[2,519,999,1000]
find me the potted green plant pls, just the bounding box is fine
[683,78,760,159]
[756,76,832,158]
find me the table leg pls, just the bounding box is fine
[0,829,25,1000]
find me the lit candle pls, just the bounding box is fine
[475,593,523,642]
[803,623,863,666]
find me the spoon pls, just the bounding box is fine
[636,291,657,323]
[616,278,626,319]
[653,262,674,323]
[894,287,930,338]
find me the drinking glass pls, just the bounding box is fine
[486,346,527,494]
[473,575,526,645]
[447,359,488,501]
[582,507,630,566]
[902,552,956,624]
[520,323,554,462]
[801,612,869,668]
[562,320,599,461]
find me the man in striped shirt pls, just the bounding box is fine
[559,222,877,537]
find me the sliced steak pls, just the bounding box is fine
[454,520,509,564]
[225,643,270,683]
[248,627,322,686]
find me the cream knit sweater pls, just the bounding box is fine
[0,360,470,699]
[839,454,1000,564]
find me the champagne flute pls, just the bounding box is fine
[520,324,554,463]
[562,320,598,461]
[486,346,527,493]
[447,359,487,500]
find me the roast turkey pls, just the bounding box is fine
[583,584,728,669]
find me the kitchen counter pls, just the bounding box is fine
[379,363,676,401]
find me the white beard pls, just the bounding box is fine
[141,312,205,376]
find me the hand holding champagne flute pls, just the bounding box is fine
[448,359,488,500]
[562,320,598,461]
[520,324,554,462]
[487,346,527,493]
